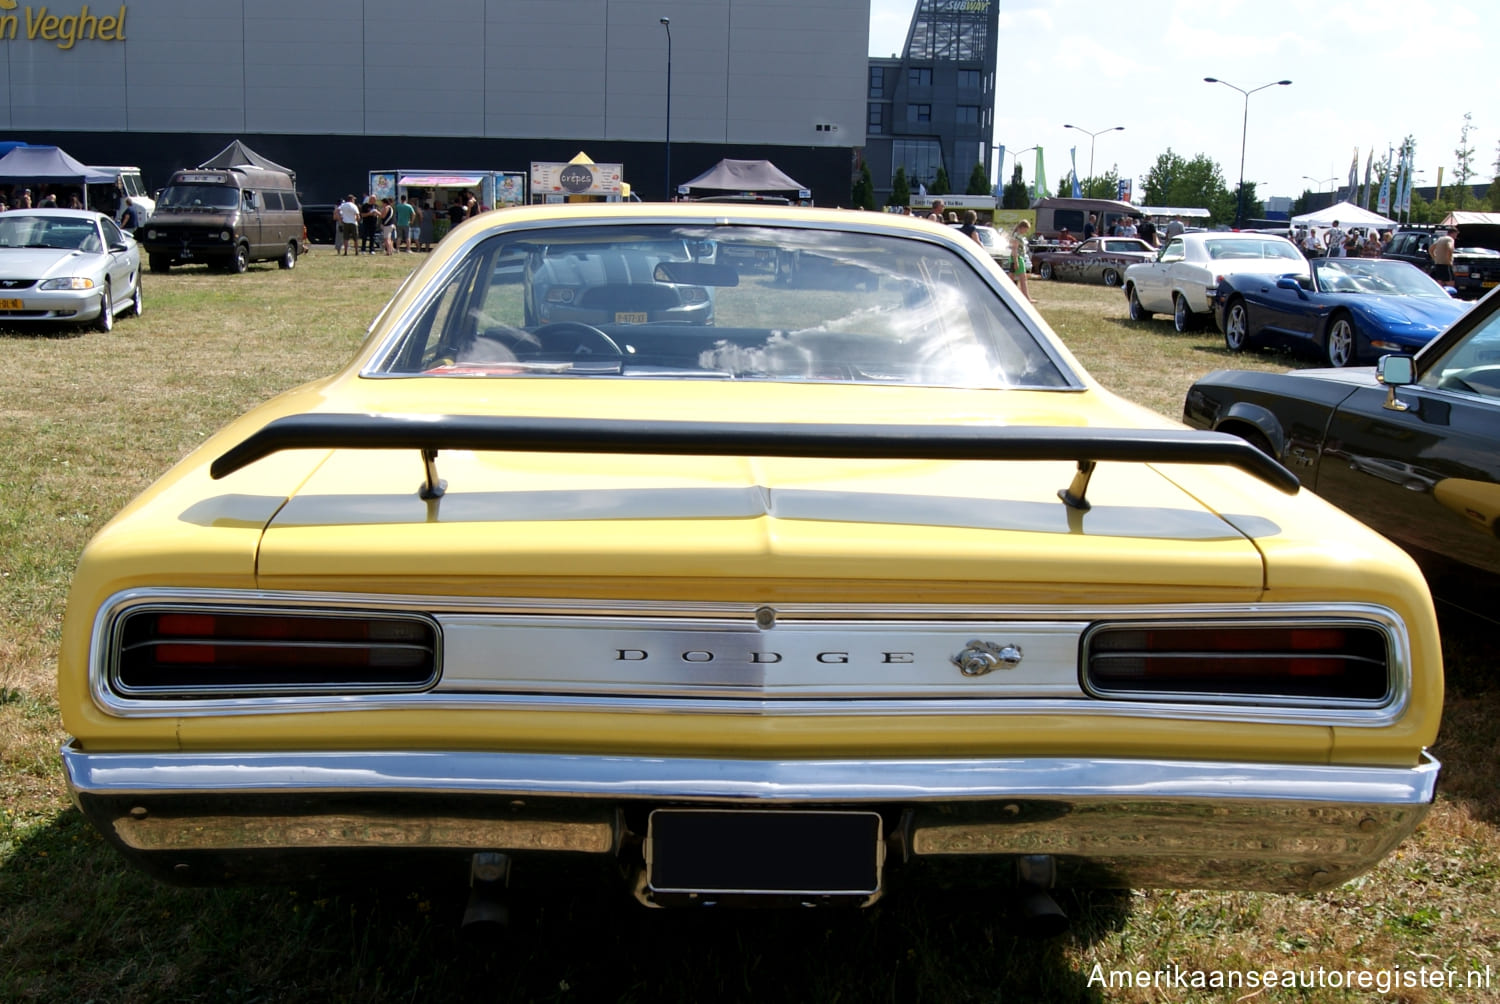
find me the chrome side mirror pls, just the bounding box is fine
[1377,354,1414,412]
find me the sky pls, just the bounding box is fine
[867,0,1497,203]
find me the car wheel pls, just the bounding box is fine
[229,244,249,274]
[1039,262,1054,280]
[1226,425,1276,459]
[1102,268,1120,287]
[94,282,113,333]
[279,241,298,270]
[127,277,143,318]
[1127,286,1152,321]
[149,254,171,274]
[1325,314,1357,367]
[1173,294,1196,333]
[1223,298,1250,352]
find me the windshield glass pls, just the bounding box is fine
[157,185,239,210]
[1420,306,1500,397]
[369,223,1071,389]
[1204,238,1304,261]
[1314,259,1447,296]
[0,214,102,251]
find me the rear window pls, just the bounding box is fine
[367,222,1073,391]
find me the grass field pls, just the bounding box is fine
[1,248,1496,1003]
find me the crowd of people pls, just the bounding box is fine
[333,190,486,256]
[1292,220,1392,259]
[0,184,86,213]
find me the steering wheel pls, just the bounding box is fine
[532,322,624,356]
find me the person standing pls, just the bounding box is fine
[1324,220,1346,258]
[446,196,469,235]
[118,200,142,233]
[359,196,380,255]
[1137,216,1158,247]
[335,195,361,256]
[1163,215,1186,240]
[1008,219,1036,303]
[1429,225,1457,286]
[925,199,945,222]
[1082,212,1098,241]
[380,197,396,255]
[394,193,417,252]
[959,209,980,242]
[419,200,434,251]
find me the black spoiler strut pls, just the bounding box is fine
[210,413,1299,511]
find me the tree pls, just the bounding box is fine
[1081,167,1120,201]
[1487,177,1500,211]
[1452,112,1476,210]
[1141,149,1233,226]
[1228,182,1264,224]
[887,167,910,208]
[965,162,990,196]
[1002,163,1029,209]
[851,162,875,211]
[1292,188,1312,216]
[931,166,950,196]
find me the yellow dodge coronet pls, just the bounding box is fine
[59,204,1441,921]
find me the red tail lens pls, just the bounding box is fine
[1084,622,1391,703]
[114,608,439,697]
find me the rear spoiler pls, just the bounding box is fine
[210,413,1299,511]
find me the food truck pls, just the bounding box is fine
[368,169,527,238]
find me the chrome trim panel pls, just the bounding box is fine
[89,589,1412,727]
[437,615,1085,699]
[61,745,1441,805]
[63,746,1439,893]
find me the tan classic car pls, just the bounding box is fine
[60,204,1441,924]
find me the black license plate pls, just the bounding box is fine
[646,809,882,895]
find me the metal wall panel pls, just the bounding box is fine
[0,0,865,146]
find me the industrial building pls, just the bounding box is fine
[0,0,870,204]
[864,0,999,206]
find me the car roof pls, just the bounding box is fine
[1,208,106,221]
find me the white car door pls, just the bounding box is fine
[1139,237,1187,312]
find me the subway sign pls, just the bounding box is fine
[0,4,127,49]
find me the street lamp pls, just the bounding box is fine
[660,17,672,201]
[1302,175,1337,193]
[996,144,1036,185]
[1204,77,1291,228]
[1062,123,1124,184]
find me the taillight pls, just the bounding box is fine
[1082,622,1391,704]
[113,607,440,697]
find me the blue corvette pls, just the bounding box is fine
[1214,257,1469,367]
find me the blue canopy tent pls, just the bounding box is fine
[0,145,116,208]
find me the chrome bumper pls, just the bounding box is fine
[63,744,1439,893]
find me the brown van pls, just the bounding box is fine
[138,166,303,273]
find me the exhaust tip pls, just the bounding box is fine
[1015,888,1070,938]
[461,851,512,932]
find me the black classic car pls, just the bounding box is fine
[1185,286,1500,621]
[1383,222,1500,300]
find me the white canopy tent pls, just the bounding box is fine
[1290,200,1396,229]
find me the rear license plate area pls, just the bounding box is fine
[646,809,883,896]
